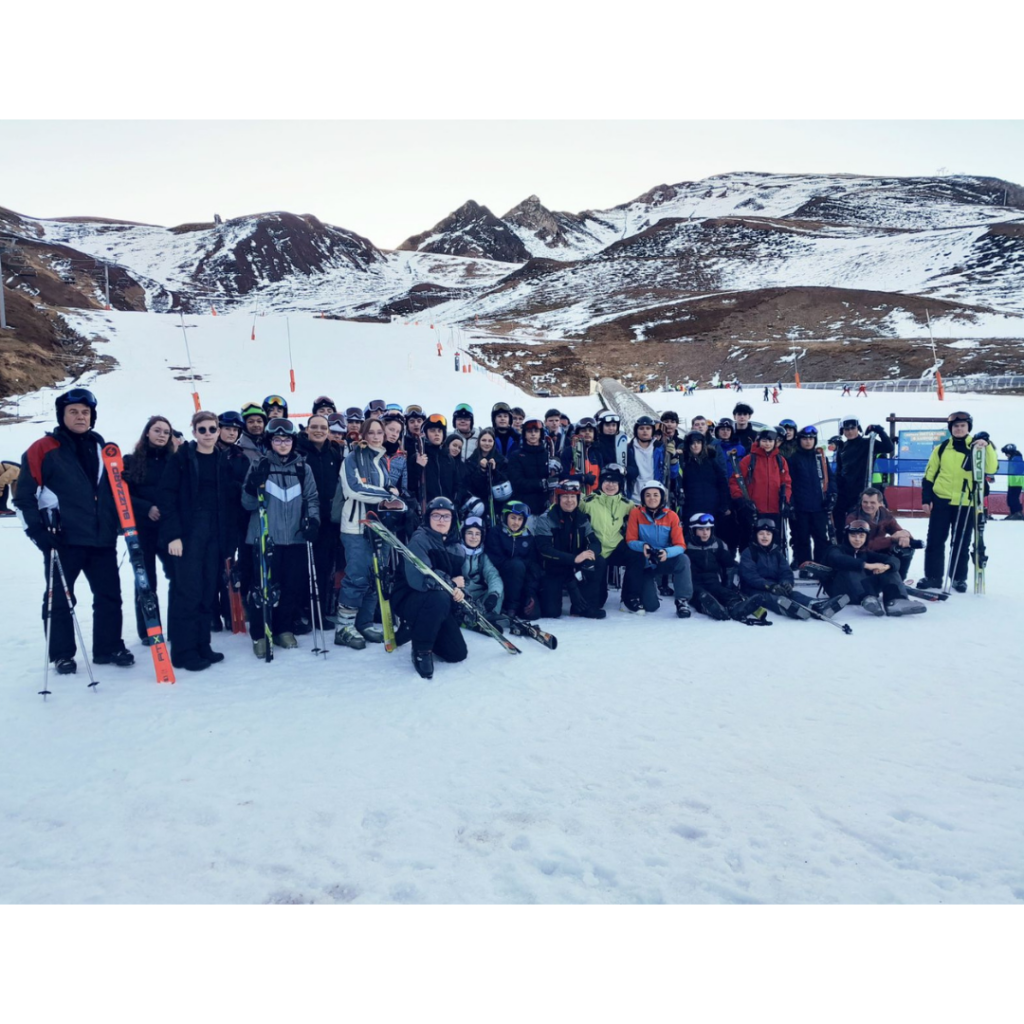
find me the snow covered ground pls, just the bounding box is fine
[1,311,1022,904]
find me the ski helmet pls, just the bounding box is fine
[845,519,871,535]
[798,424,819,439]
[327,413,346,434]
[575,416,597,432]
[461,515,486,543]
[405,404,424,420]
[453,402,474,425]
[55,387,98,428]
[554,479,583,499]
[522,418,544,434]
[263,394,288,418]
[640,480,668,507]
[840,418,862,432]
[947,411,973,431]
[502,500,531,526]
[597,410,621,430]
[600,463,625,488]
[633,415,656,438]
[754,518,777,535]
[714,417,735,438]
[425,413,448,433]
[757,428,779,443]
[491,402,512,425]
[364,399,386,417]
[779,418,798,433]
[345,407,365,423]
[312,396,337,415]
[424,495,457,526]
[218,410,245,430]
[689,512,716,528]
[460,496,486,521]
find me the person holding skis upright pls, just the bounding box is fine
[390,496,469,680]
[15,388,135,674]
[333,417,398,649]
[298,414,344,624]
[917,411,997,591]
[563,417,604,495]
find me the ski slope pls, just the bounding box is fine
[1,310,1022,904]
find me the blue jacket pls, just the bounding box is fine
[788,445,835,513]
[739,541,794,591]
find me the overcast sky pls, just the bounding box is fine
[2,120,1021,250]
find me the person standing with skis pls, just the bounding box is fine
[241,418,320,656]
[832,419,893,533]
[298,414,343,625]
[158,411,236,671]
[917,411,997,592]
[14,388,135,674]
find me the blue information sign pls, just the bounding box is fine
[897,429,947,486]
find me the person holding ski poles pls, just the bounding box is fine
[917,411,997,592]
[14,387,135,675]
[159,411,236,671]
[241,418,320,656]
[332,417,398,649]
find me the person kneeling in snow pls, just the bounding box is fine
[623,481,693,617]
[390,497,469,680]
[485,500,542,621]
[458,516,508,633]
[823,520,926,617]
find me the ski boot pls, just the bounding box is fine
[360,623,385,644]
[812,594,850,619]
[697,592,731,620]
[94,644,135,667]
[55,657,77,675]
[334,607,366,649]
[253,638,268,659]
[860,596,885,617]
[273,632,298,648]
[620,596,645,614]
[198,644,225,664]
[413,647,434,680]
[885,597,927,617]
[674,598,691,619]
[952,580,968,594]
[914,577,943,590]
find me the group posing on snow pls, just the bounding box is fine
[13,390,1003,683]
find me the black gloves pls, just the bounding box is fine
[245,458,272,496]
[769,583,792,596]
[27,525,56,553]
[973,431,990,443]
[483,593,499,613]
[867,424,885,436]
[824,492,837,512]
[302,518,320,543]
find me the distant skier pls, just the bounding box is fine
[841,384,852,397]
[763,386,770,402]
[771,388,779,404]
[857,383,868,397]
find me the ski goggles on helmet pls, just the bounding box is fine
[366,399,386,414]
[947,412,971,426]
[218,411,244,429]
[328,414,346,433]
[799,425,819,438]
[845,519,871,534]
[576,417,597,430]
[599,413,622,425]
[503,500,531,519]
[425,413,448,429]
[840,418,861,431]
[264,395,287,409]
[405,404,424,417]
[382,410,405,424]
[266,418,297,436]
[62,387,97,407]
[522,419,544,432]
[453,403,474,416]
[779,419,797,430]
[689,513,716,527]
[345,406,364,421]
[554,479,582,495]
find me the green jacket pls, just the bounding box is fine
[923,435,998,505]
[582,490,635,558]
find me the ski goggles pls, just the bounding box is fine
[599,413,622,425]
[453,403,474,416]
[366,399,386,414]
[345,407,365,421]
[689,513,715,527]
[947,412,971,426]
[522,419,544,432]
[840,419,861,431]
[63,387,97,407]
[576,417,597,430]
[266,418,297,436]
[555,479,582,495]
[425,413,448,429]
[382,410,406,424]
[799,425,819,437]
[405,404,424,417]
[264,395,287,409]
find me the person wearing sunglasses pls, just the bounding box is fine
[390,496,468,680]
[297,415,344,626]
[918,411,997,591]
[15,387,135,674]
[123,415,176,645]
[531,480,607,619]
[241,419,320,656]
[333,418,399,649]
[832,418,893,536]
[157,411,236,671]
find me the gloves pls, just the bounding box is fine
[769,583,792,596]
[973,431,990,443]
[27,525,56,553]
[867,424,885,436]
[302,518,320,543]
[245,458,272,495]
[483,593,499,613]
[548,459,563,475]
[583,473,596,487]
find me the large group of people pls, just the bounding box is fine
[12,390,1005,681]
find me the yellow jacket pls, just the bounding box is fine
[922,435,997,505]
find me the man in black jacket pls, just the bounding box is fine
[15,388,135,674]
[833,418,893,534]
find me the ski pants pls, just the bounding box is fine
[497,557,542,616]
[339,532,379,630]
[395,589,468,661]
[791,510,831,567]
[623,550,693,610]
[824,568,905,606]
[1007,486,1021,517]
[692,579,744,616]
[310,531,339,619]
[539,555,606,618]
[41,544,123,662]
[168,515,219,660]
[743,588,816,617]
[598,543,630,608]
[248,543,307,640]
[136,526,174,642]
[924,496,975,583]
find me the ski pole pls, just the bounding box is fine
[943,479,970,594]
[306,541,326,657]
[803,601,853,634]
[39,550,56,698]
[51,548,99,690]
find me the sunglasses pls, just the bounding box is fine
[195,425,219,435]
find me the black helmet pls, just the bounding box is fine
[714,417,735,437]
[840,417,861,432]
[633,415,656,437]
[947,411,973,432]
[798,424,819,439]
[757,428,779,442]
[424,496,457,526]
[55,387,97,428]
[218,410,245,429]
[754,518,777,534]
[263,394,289,417]
[265,418,298,436]
[312,396,337,414]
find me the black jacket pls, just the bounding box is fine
[15,427,120,547]
[297,435,343,512]
[464,448,509,504]
[685,535,737,589]
[507,442,551,515]
[123,444,174,546]
[680,450,730,517]
[835,429,893,494]
[531,505,601,568]
[157,442,237,558]
[422,440,461,503]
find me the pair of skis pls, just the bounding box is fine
[364,518,558,654]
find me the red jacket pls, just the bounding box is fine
[729,445,792,513]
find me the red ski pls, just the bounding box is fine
[102,443,175,684]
